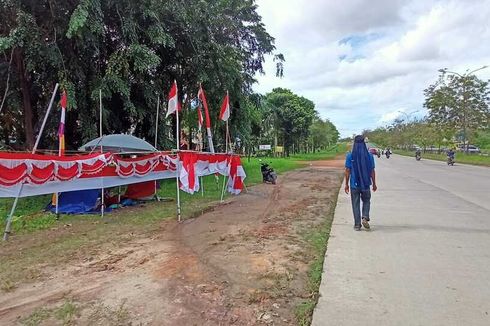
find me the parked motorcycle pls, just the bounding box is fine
[260,161,277,184]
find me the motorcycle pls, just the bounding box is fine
[447,156,455,166]
[385,151,391,159]
[415,152,421,161]
[260,162,277,184]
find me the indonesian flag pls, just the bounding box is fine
[166,80,178,118]
[197,105,203,130]
[198,84,212,128]
[219,91,230,121]
[58,90,68,156]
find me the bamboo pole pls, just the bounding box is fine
[175,81,182,221]
[3,83,59,240]
[100,89,105,218]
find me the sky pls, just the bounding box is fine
[253,0,490,137]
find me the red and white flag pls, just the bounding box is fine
[198,85,212,128]
[166,80,178,118]
[197,105,203,130]
[219,91,230,121]
[58,90,68,156]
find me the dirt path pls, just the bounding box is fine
[0,162,343,325]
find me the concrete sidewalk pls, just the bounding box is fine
[312,155,490,326]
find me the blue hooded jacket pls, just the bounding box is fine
[345,136,375,190]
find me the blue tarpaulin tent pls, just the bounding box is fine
[47,189,100,214]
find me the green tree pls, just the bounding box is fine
[424,68,490,152]
[0,0,280,151]
[310,116,339,151]
[264,88,316,156]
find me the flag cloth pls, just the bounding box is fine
[166,81,178,118]
[58,90,68,156]
[198,85,212,128]
[219,92,230,121]
[197,105,203,130]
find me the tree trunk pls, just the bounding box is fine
[14,48,34,149]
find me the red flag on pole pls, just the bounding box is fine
[197,106,203,129]
[198,84,212,128]
[197,83,215,153]
[58,90,68,156]
[219,91,230,121]
[166,81,178,118]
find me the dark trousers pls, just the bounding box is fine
[350,188,371,226]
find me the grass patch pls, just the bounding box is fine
[290,144,347,161]
[20,299,79,326]
[55,300,80,325]
[1,278,16,292]
[86,300,131,325]
[295,186,341,326]
[395,150,490,167]
[20,307,53,326]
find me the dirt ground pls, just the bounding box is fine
[0,160,343,325]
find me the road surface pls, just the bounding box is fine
[312,154,490,326]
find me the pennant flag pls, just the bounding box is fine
[219,91,230,121]
[58,90,68,156]
[197,84,212,128]
[166,80,178,118]
[197,105,203,129]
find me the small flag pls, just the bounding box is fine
[58,90,68,156]
[219,91,230,121]
[198,84,212,128]
[166,80,178,118]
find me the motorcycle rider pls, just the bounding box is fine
[447,148,455,164]
[415,149,421,160]
[385,147,391,158]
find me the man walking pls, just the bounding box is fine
[345,135,377,230]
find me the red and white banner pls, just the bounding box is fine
[0,151,245,198]
[166,81,178,118]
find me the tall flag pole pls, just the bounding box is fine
[197,100,204,151]
[55,89,68,217]
[154,95,160,148]
[154,95,160,201]
[166,80,181,221]
[58,90,67,156]
[219,91,231,202]
[219,90,231,152]
[198,83,215,153]
[99,89,105,218]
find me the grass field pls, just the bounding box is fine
[1,145,343,236]
[394,150,490,167]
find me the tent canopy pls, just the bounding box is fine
[79,134,157,153]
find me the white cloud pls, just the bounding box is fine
[254,0,490,136]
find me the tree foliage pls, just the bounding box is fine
[0,0,280,151]
[262,88,338,155]
[309,116,339,150]
[424,70,490,148]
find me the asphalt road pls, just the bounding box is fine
[312,154,490,326]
